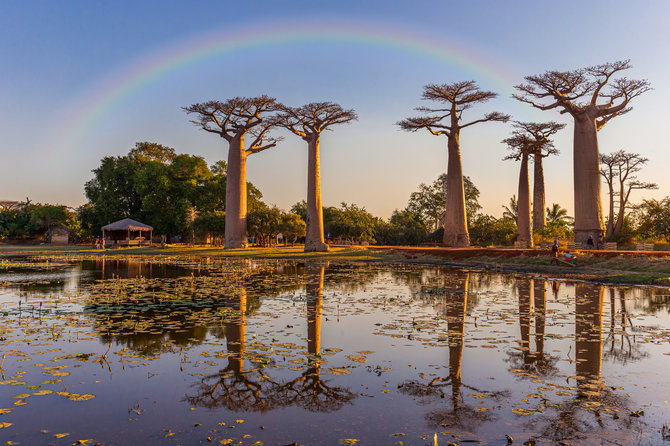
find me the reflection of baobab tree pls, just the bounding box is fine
[506,279,559,376]
[536,283,635,443]
[185,288,283,412]
[399,272,507,430]
[275,261,356,412]
[186,264,355,413]
[603,287,647,365]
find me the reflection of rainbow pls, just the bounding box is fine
[54,20,519,155]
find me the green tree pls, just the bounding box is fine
[378,209,428,245]
[30,205,69,232]
[192,212,226,245]
[327,203,382,244]
[406,174,481,231]
[469,214,517,246]
[247,205,283,246]
[634,198,670,242]
[279,212,306,245]
[82,143,266,240]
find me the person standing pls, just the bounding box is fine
[587,234,594,250]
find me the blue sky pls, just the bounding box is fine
[1,1,669,218]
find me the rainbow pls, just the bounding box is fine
[53,19,520,156]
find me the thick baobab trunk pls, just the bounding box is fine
[447,273,468,409]
[573,116,604,245]
[574,283,604,393]
[532,153,546,231]
[517,153,533,247]
[305,137,328,252]
[225,289,247,373]
[306,262,325,356]
[225,136,248,249]
[443,133,470,247]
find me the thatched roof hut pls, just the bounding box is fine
[102,218,153,246]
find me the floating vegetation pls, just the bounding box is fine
[0,256,668,444]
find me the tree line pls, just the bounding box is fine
[2,59,665,249]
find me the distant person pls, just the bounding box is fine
[587,234,594,250]
[550,240,559,265]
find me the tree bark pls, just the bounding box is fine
[517,153,533,247]
[533,280,546,357]
[574,283,604,392]
[305,136,328,252]
[225,135,249,249]
[613,180,628,233]
[306,262,325,356]
[518,279,533,365]
[605,179,615,237]
[442,133,470,247]
[447,272,468,409]
[532,153,546,231]
[573,115,604,244]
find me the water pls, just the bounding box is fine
[1,257,670,445]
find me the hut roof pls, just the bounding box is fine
[102,218,153,232]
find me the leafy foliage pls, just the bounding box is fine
[81,142,263,237]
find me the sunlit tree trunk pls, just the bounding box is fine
[534,280,546,357]
[517,153,533,247]
[443,132,469,247]
[605,180,615,237]
[532,153,546,231]
[518,279,533,365]
[225,289,247,374]
[573,116,604,244]
[446,272,468,409]
[574,283,604,394]
[305,137,328,252]
[225,135,248,249]
[306,263,325,356]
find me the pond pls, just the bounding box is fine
[1,257,670,445]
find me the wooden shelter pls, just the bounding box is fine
[102,218,153,247]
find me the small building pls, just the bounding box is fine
[46,224,72,245]
[102,218,153,247]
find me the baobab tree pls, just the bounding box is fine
[183,96,282,248]
[522,122,564,230]
[398,82,510,247]
[514,60,651,244]
[600,150,657,237]
[277,102,357,252]
[502,132,535,247]
[503,121,564,245]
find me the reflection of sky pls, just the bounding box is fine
[1,259,670,444]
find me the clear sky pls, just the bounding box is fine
[1,1,669,218]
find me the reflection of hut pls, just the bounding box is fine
[102,218,153,247]
[46,224,72,245]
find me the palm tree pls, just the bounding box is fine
[502,195,518,223]
[546,203,573,225]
